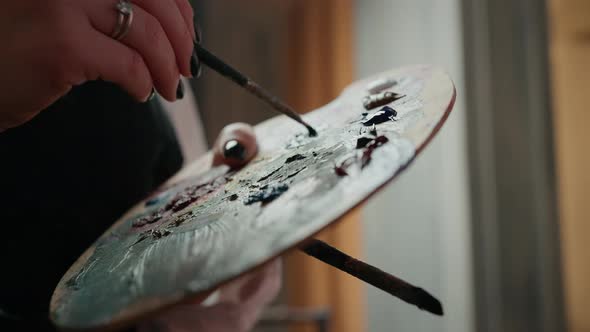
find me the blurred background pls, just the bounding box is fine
[186,0,589,331]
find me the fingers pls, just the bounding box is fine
[80,29,153,101]
[212,123,258,169]
[133,0,194,77]
[87,0,184,101]
[138,261,282,332]
[173,0,197,42]
[220,259,282,305]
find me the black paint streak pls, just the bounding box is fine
[286,167,306,179]
[362,106,397,126]
[244,183,289,205]
[257,167,283,182]
[356,136,375,149]
[285,154,306,164]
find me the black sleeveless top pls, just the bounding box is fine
[0,81,184,331]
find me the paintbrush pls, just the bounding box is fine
[194,43,317,137]
[301,239,444,316]
[193,43,443,314]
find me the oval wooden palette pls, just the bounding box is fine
[51,65,456,331]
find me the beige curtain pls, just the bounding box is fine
[549,0,590,331]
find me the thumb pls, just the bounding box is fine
[212,123,258,169]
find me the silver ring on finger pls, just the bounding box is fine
[111,0,134,41]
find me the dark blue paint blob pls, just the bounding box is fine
[362,106,397,126]
[145,192,170,207]
[244,183,289,205]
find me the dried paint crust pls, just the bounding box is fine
[51,66,455,331]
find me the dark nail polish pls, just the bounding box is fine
[223,140,246,160]
[190,48,202,78]
[195,24,203,43]
[176,80,184,100]
[148,87,156,101]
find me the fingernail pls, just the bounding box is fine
[190,48,202,78]
[191,25,197,41]
[223,140,246,161]
[176,80,184,100]
[195,24,202,43]
[142,87,156,103]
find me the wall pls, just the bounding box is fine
[355,1,473,332]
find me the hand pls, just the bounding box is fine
[138,124,282,332]
[137,260,282,332]
[0,0,199,130]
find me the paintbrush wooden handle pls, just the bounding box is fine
[193,42,317,136]
[195,43,249,86]
[301,239,444,316]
